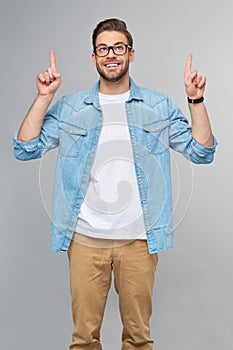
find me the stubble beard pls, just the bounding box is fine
[96,59,130,83]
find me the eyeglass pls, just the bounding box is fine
[94,43,132,57]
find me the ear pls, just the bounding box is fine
[129,48,135,63]
[92,52,96,66]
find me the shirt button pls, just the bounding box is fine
[131,132,135,136]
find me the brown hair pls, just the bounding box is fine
[92,18,133,50]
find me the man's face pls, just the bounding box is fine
[92,31,134,83]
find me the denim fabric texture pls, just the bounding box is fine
[14,79,217,253]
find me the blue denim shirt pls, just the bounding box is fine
[14,79,217,253]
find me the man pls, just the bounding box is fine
[14,18,217,350]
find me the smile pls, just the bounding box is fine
[104,63,120,68]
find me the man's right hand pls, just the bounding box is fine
[36,49,61,97]
[17,50,61,142]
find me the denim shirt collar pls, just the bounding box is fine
[84,77,144,108]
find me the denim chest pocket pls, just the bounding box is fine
[58,121,87,157]
[143,119,170,155]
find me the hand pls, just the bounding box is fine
[36,50,61,97]
[184,53,206,99]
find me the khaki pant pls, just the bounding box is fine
[68,235,158,350]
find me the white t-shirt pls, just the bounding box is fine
[75,91,146,240]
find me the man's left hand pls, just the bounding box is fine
[184,53,206,99]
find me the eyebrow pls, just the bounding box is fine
[96,41,125,47]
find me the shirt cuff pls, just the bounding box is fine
[192,135,218,155]
[13,130,40,152]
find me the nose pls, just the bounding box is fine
[107,46,116,57]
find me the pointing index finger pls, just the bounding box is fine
[185,53,193,75]
[50,49,57,71]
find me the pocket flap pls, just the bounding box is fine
[143,119,170,133]
[59,121,87,136]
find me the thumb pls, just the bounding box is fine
[53,71,61,79]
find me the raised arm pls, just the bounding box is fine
[184,53,213,147]
[17,50,61,142]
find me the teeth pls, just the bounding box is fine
[106,63,118,67]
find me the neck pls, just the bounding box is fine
[99,76,130,95]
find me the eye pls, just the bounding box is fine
[97,46,107,53]
[114,44,124,53]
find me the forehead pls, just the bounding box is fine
[95,31,128,45]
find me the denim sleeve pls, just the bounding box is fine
[167,98,217,164]
[13,98,62,161]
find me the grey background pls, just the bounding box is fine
[0,0,232,349]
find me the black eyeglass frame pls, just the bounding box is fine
[93,43,132,57]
